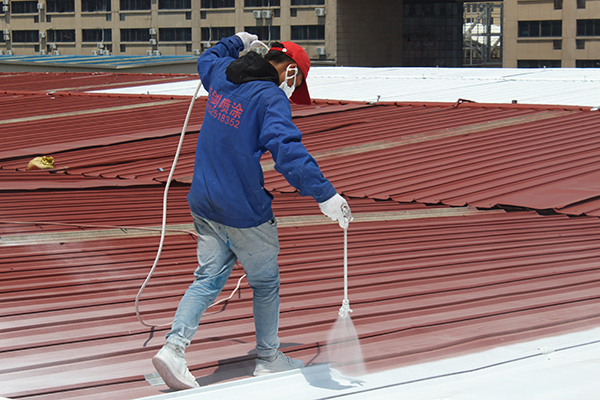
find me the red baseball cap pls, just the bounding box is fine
[269,41,311,105]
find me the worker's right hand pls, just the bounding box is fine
[319,194,353,229]
[235,32,259,52]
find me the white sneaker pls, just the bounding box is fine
[253,351,305,376]
[152,343,199,390]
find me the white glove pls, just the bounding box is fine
[319,194,353,229]
[235,32,258,52]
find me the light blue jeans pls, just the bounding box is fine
[166,212,281,358]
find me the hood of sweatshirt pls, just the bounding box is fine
[226,51,280,86]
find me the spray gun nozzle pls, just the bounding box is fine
[338,299,353,318]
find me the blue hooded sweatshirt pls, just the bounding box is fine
[187,35,337,228]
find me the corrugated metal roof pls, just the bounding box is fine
[2,72,600,399]
[3,204,600,399]
[0,71,197,92]
[0,55,198,73]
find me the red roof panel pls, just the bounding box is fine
[3,72,600,399]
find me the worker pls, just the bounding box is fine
[152,32,352,390]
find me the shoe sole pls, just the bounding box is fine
[152,355,199,390]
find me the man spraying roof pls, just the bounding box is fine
[152,32,352,390]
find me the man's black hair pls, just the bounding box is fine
[264,42,295,65]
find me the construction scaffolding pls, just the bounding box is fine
[463,2,503,67]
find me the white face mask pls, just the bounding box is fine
[279,64,298,99]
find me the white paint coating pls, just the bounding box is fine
[95,67,600,108]
[138,327,600,400]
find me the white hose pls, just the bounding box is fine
[134,78,203,328]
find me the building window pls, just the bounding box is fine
[245,0,279,7]
[106,13,111,21]
[47,0,75,12]
[291,0,324,5]
[291,25,324,40]
[11,1,38,13]
[201,0,234,7]
[577,0,586,9]
[553,40,561,50]
[518,21,562,37]
[159,28,192,41]
[120,13,125,20]
[34,15,39,22]
[201,27,235,41]
[11,31,31,42]
[186,43,192,52]
[82,28,112,42]
[185,11,191,19]
[576,60,600,68]
[159,0,191,9]
[46,15,52,21]
[121,28,150,42]
[81,0,111,12]
[12,30,38,42]
[120,44,126,52]
[517,60,561,68]
[290,8,297,17]
[48,29,76,42]
[201,10,207,18]
[245,25,281,41]
[576,39,585,49]
[577,20,600,36]
[120,0,151,10]
[554,0,562,10]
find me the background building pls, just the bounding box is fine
[0,0,464,68]
[504,0,600,68]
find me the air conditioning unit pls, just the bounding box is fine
[253,10,262,19]
[3,34,9,41]
[262,9,271,18]
[37,2,44,9]
[202,41,211,49]
[2,0,8,6]
[39,31,45,38]
[149,28,156,35]
[149,38,157,45]
[193,48,201,56]
[52,49,60,55]
[102,49,110,55]
[6,49,13,55]
[2,5,7,12]
[3,29,9,34]
[316,46,326,56]
[97,42,104,49]
[92,50,98,55]
[48,42,56,49]
[315,8,325,16]
[153,50,160,56]
[0,50,3,55]
[146,50,152,55]
[40,49,46,55]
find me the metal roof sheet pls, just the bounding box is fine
[3,205,600,399]
[2,71,600,399]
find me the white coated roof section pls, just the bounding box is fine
[97,67,600,109]
[138,327,600,400]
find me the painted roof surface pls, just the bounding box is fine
[0,71,197,92]
[99,66,600,108]
[0,55,198,69]
[2,72,600,399]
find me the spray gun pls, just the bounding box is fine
[338,204,353,318]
